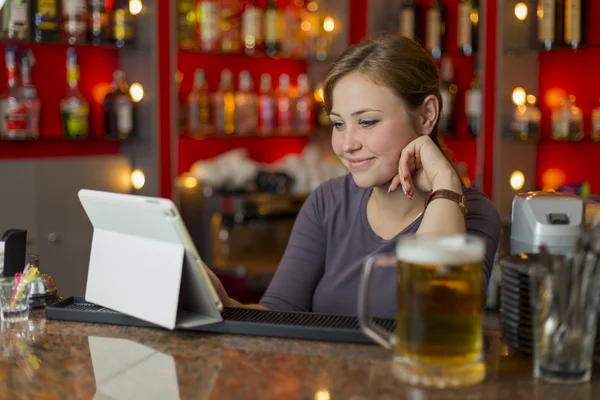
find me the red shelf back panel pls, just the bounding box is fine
[536,141,600,191]
[538,46,600,191]
[441,136,477,182]
[349,0,368,45]
[538,47,600,140]
[0,139,121,159]
[588,0,600,45]
[0,43,118,139]
[178,136,309,174]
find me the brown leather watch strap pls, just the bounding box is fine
[424,189,467,216]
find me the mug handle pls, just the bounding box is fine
[357,254,396,349]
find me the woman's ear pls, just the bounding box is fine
[419,95,439,136]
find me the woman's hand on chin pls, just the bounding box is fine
[388,136,462,198]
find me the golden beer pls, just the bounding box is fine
[359,234,486,388]
[394,236,485,387]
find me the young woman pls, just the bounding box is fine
[206,34,501,318]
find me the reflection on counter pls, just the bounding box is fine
[89,336,205,400]
[0,319,44,382]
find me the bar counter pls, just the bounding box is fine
[1,311,598,399]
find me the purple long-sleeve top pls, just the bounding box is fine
[259,174,502,318]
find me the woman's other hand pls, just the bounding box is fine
[204,266,234,308]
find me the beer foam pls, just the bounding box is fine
[396,235,484,265]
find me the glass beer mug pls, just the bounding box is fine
[358,234,486,388]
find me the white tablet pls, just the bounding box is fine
[78,189,223,330]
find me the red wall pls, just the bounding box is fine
[536,0,600,192]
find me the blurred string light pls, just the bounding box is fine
[131,169,145,190]
[512,87,526,106]
[180,175,198,189]
[323,16,335,32]
[315,390,330,400]
[510,170,525,191]
[314,86,324,103]
[514,2,528,21]
[129,0,143,15]
[130,83,144,102]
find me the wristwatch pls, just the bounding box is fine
[424,189,467,216]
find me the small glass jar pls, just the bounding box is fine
[552,95,583,141]
[512,102,541,142]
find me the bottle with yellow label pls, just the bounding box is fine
[111,0,134,47]
[32,0,60,42]
[61,48,89,139]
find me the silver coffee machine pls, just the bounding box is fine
[510,191,585,255]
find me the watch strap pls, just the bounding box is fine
[424,189,466,216]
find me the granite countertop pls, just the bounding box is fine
[0,310,598,399]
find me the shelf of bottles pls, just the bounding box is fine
[361,0,480,184]
[503,0,600,145]
[177,0,340,147]
[375,0,482,142]
[0,0,143,154]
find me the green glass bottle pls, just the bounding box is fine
[60,48,89,139]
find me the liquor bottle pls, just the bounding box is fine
[399,0,416,40]
[0,47,28,139]
[187,69,212,137]
[465,64,481,137]
[177,0,196,49]
[258,73,275,135]
[538,0,563,51]
[220,0,241,53]
[112,0,134,47]
[295,73,313,135]
[276,74,292,134]
[1,0,30,40]
[61,0,87,44]
[426,0,445,60]
[458,0,478,56]
[551,95,582,141]
[280,1,301,57]
[241,1,263,55]
[213,69,235,135]
[18,49,41,139]
[89,0,110,45]
[564,0,586,49]
[438,56,457,136]
[264,0,280,56]
[60,48,89,138]
[31,0,60,42]
[104,70,134,140]
[235,70,257,136]
[592,101,600,142]
[198,0,220,52]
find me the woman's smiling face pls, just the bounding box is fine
[329,72,420,188]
